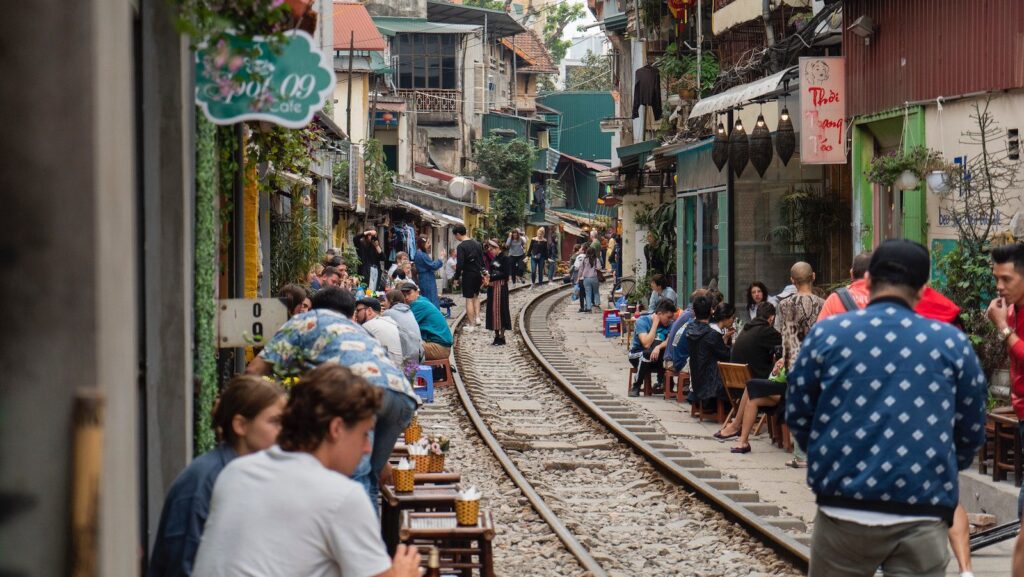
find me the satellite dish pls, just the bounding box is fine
[449,176,473,200]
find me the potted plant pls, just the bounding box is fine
[866,145,943,190]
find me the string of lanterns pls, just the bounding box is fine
[710,102,795,177]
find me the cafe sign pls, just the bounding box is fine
[799,56,847,165]
[195,30,336,129]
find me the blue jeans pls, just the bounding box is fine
[531,256,545,284]
[547,259,557,282]
[353,388,417,507]
[582,276,600,311]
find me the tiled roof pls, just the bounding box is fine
[501,29,558,74]
[333,3,387,52]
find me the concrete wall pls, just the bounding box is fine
[365,0,426,18]
[620,191,663,278]
[924,92,1024,243]
[333,72,370,144]
[0,1,140,576]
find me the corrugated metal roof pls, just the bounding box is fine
[558,151,609,172]
[502,30,559,74]
[426,1,524,39]
[537,92,614,162]
[334,3,387,51]
[845,0,1024,117]
[372,17,480,36]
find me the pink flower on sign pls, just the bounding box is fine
[228,55,245,73]
[271,0,285,7]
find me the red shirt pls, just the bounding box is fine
[1007,305,1024,419]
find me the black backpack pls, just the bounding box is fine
[836,287,859,312]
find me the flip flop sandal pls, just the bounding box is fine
[713,431,739,441]
[785,459,808,468]
[730,445,751,454]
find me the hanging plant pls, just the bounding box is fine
[270,200,324,293]
[865,145,943,188]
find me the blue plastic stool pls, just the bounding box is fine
[604,314,622,338]
[438,297,456,319]
[414,365,435,403]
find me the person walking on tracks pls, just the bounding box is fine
[453,225,485,328]
[787,240,988,577]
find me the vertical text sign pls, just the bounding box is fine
[799,56,847,164]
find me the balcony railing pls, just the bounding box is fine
[397,89,460,113]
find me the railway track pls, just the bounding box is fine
[448,284,806,576]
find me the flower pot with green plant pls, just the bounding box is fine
[865,145,944,190]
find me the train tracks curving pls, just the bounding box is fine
[446,284,807,577]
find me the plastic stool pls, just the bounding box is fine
[414,365,435,403]
[604,315,622,338]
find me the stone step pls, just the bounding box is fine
[743,503,781,517]
[704,479,741,491]
[764,517,807,532]
[719,490,760,503]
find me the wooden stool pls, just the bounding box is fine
[691,398,727,423]
[991,412,1022,486]
[663,369,690,402]
[381,484,459,555]
[400,510,495,577]
[627,365,653,396]
[424,357,453,386]
[979,417,996,475]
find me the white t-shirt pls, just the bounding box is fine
[363,316,404,368]
[192,447,391,577]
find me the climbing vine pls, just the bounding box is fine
[194,114,219,455]
[363,138,394,204]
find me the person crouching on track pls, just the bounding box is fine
[628,299,678,397]
[484,239,512,346]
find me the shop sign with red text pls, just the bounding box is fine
[799,57,847,164]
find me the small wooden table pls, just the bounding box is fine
[381,484,460,555]
[621,315,636,346]
[399,510,495,577]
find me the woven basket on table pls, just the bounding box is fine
[454,499,479,526]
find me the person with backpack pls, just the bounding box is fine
[817,252,872,321]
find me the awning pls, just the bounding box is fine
[558,151,609,172]
[688,66,797,119]
[394,199,458,227]
[425,1,524,39]
[559,220,584,237]
[615,139,658,169]
[414,164,494,191]
[549,208,604,228]
[372,16,479,36]
[394,182,483,210]
[602,13,628,33]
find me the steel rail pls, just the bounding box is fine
[448,283,610,577]
[517,285,811,571]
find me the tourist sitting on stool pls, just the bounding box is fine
[647,273,677,311]
[712,303,782,453]
[354,297,404,369]
[192,364,421,577]
[401,281,453,360]
[665,289,708,379]
[382,289,424,373]
[628,299,678,397]
[685,295,734,411]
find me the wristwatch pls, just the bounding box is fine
[1000,326,1014,341]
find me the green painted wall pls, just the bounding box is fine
[718,190,729,301]
[677,196,688,300]
[537,92,614,161]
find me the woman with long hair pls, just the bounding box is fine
[505,228,527,284]
[745,281,770,320]
[148,376,286,577]
[528,226,548,285]
[578,246,601,312]
[484,239,513,345]
[413,236,444,308]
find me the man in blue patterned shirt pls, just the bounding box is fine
[787,240,987,577]
[247,287,418,504]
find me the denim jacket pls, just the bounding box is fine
[148,444,237,577]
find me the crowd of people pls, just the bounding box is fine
[627,239,1024,577]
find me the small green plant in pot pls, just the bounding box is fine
[865,145,943,189]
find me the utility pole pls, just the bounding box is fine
[346,30,354,137]
[483,14,488,113]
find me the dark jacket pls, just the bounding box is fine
[730,319,781,379]
[685,321,731,401]
[643,244,665,275]
[528,238,548,259]
[148,444,237,577]
[631,65,662,120]
[787,298,988,523]
[454,238,484,280]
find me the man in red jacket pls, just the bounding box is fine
[987,243,1024,577]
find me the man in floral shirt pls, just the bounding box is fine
[247,287,417,503]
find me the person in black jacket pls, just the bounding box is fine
[453,225,485,327]
[713,303,784,454]
[355,230,384,290]
[483,240,512,345]
[528,227,548,285]
[685,295,733,409]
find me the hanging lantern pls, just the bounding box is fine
[729,118,749,177]
[749,113,773,178]
[711,120,729,172]
[776,107,796,166]
[382,111,394,123]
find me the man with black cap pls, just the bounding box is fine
[786,239,988,577]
